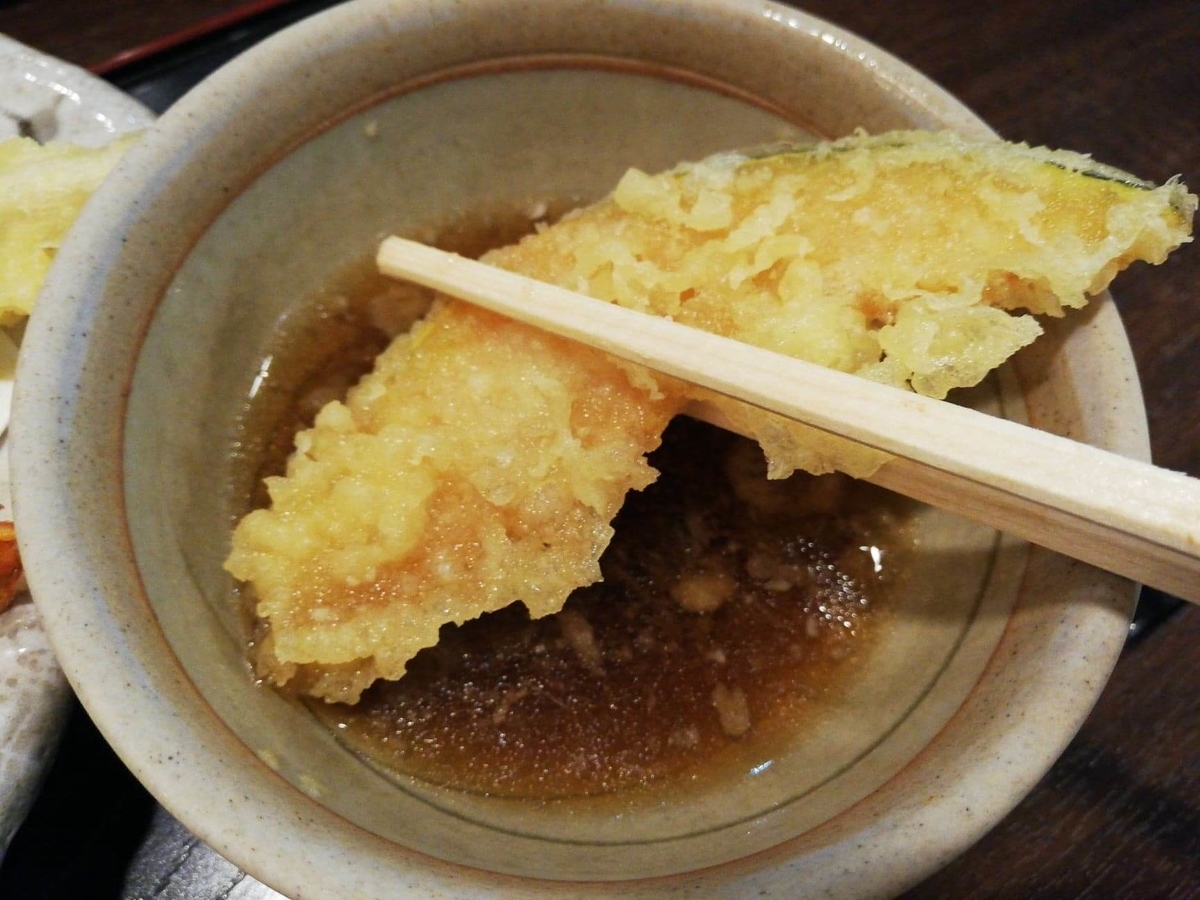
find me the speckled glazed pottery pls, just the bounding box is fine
[12,1,1140,897]
[0,33,154,860]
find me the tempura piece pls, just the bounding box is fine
[0,135,137,323]
[234,304,676,702]
[496,131,1194,475]
[226,130,1194,702]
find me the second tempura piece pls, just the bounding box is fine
[0,135,138,323]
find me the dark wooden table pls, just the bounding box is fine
[0,0,1197,897]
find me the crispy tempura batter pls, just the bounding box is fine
[234,304,676,702]
[0,135,138,324]
[226,131,1194,702]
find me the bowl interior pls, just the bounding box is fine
[16,0,1141,895]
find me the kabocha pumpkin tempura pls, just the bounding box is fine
[225,131,1195,703]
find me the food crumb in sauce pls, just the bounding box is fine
[672,569,737,613]
[712,684,752,738]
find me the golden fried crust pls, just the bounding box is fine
[227,303,678,701]
[0,136,138,324]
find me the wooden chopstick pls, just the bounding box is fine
[378,236,1200,604]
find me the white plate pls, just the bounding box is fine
[0,33,153,857]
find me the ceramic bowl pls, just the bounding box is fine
[12,0,1141,897]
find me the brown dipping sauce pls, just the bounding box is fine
[234,207,915,800]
